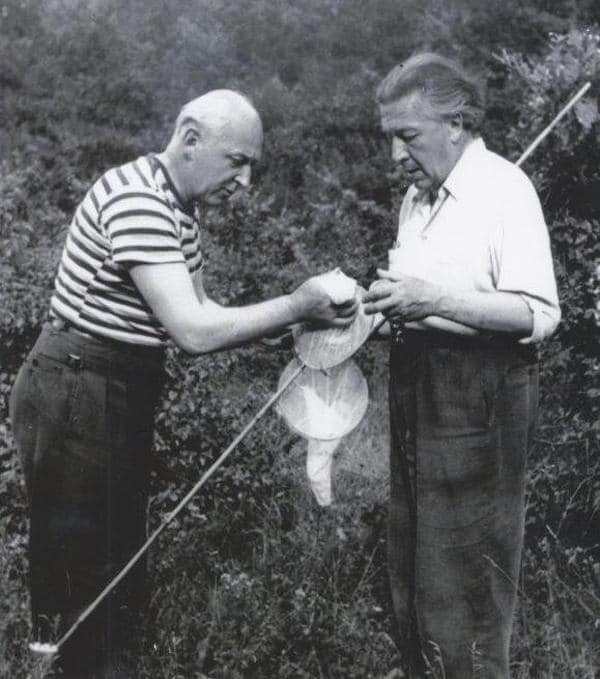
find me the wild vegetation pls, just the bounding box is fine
[1,1,599,676]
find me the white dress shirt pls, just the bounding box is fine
[389,138,561,343]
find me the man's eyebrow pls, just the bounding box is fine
[228,152,259,165]
[383,125,418,136]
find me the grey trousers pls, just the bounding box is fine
[9,323,165,678]
[387,331,539,679]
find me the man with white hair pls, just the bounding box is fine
[9,89,357,677]
[364,55,560,678]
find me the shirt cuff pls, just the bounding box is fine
[518,294,561,344]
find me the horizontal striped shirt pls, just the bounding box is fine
[50,155,203,346]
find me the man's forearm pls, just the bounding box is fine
[185,295,300,354]
[131,262,356,356]
[404,316,480,335]
[433,289,533,336]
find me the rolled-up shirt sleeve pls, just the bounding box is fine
[492,172,561,343]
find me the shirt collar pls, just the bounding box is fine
[441,137,487,201]
[149,154,196,216]
[411,137,486,207]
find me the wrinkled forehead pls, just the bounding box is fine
[379,92,432,132]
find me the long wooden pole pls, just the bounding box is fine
[516,81,591,166]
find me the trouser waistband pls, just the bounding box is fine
[393,328,538,362]
[33,322,166,377]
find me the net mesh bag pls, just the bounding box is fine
[293,292,373,370]
[276,357,368,441]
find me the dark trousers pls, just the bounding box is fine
[9,323,165,678]
[388,331,538,679]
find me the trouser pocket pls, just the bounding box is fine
[9,353,76,500]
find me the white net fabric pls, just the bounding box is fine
[305,438,342,506]
[293,295,374,370]
[276,357,368,440]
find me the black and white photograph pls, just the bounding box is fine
[0,1,599,677]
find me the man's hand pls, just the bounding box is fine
[362,269,442,321]
[290,274,358,328]
[362,267,534,337]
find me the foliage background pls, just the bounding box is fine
[0,0,599,677]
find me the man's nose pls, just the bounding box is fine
[391,137,409,163]
[235,164,252,187]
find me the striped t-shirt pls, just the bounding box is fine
[50,155,203,347]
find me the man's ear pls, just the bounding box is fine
[448,112,464,144]
[179,118,203,159]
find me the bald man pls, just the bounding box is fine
[9,90,356,678]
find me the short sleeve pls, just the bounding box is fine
[102,189,185,266]
[492,172,561,343]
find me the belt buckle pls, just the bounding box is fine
[390,319,404,346]
[67,353,82,369]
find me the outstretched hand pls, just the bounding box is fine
[290,274,359,328]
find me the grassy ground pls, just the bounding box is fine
[1,343,598,678]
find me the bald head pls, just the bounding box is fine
[172,89,262,146]
[160,89,264,206]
